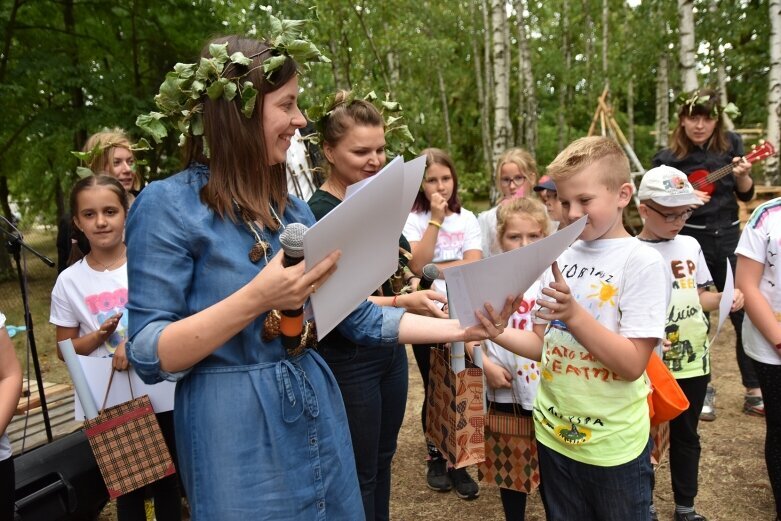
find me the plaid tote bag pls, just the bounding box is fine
[477,406,540,494]
[83,368,175,499]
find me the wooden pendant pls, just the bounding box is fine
[249,241,269,263]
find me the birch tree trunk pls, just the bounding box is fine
[437,68,453,151]
[491,0,512,177]
[678,0,698,92]
[627,77,635,149]
[602,0,609,89]
[515,0,537,156]
[474,0,492,178]
[767,0,781,183]
[656,54,670,150]
[558,0,571,151]
[709,0,733,130]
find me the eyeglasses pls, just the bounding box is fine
[500,175,528,186]
[646,204,693,223]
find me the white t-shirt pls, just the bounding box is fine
[477,206,502,258]
[0,312,11,461]
[642,235,713,378]
[736,198,781,365]
[50,259,129,358]
[485,280,541,409]
[403,209,482,294]
[531,237,667,466]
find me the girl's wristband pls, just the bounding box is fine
[428,220,442,229]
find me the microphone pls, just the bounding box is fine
[279,223,308,351]
[418,263,440,291]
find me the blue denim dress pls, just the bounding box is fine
[125,164,405,520]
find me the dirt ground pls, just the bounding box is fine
[389,325,776,521]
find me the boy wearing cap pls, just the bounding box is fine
[638,165,744,521]
[533,176,563,231]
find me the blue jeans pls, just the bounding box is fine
[538,437,653,521]
[319,342,408,521]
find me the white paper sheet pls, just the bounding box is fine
[400,155,427,229]
[304,156,407,339]
[74,356,176,421]
[444,216,587,328]
[710,258,735,344]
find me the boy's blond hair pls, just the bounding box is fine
[496,197,550,242]
[546,136,630,192]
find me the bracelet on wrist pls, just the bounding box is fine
[428,220,442,229]
[391,295,399,307]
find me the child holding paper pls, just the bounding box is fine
[478,197,549,520]
[403,148,483,499]
[483,137,668,520]
[637,165,743,521]
[49,175,181,521]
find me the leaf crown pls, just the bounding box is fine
[307,91,416,160]
[677,90,740,121]
[71,137,150,179]
[135,16,330,153]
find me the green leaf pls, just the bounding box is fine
[223,81,237,101]
[269,15,283,36]
[206,77,227,100]
[156,72,188,112]
[191,113,204,136]
[286,39,319,61]
[71,150,92,162]
[209,43,229,64]
[230,52,252,67]
[263,55,288,76]
[76,166,94,179]
[136,112,168,143]
[173,62,197,79]
[241,84,258,118]
[381,100,400,111]
[196,57,220,82]
[130,138,151,152]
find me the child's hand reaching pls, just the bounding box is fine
[731,288,745,312]
[112,340,129,371]
[536,262,583,324]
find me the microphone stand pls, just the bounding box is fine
[0,215,55,444]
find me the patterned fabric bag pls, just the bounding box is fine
[477,405,541,494]
[84,369,175,499]
[425,345,485,468]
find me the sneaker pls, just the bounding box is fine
[426,457,452,492]
[700,384,716,422]
[744,394,766,416]
[448,467,479,500]
[674,511,707,521]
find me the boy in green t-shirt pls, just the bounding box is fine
[488,137,668,520]
[637,165,744,521]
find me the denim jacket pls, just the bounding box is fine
[125,164,405,520]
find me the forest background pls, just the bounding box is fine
[1,0,780,244]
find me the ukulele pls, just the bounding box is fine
[688,141,776,195]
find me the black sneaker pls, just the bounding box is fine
[674,511,707,521]
[448,467,479,500]
[426,457,452,492]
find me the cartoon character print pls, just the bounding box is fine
[434,230,466,261]
[84,288,128,353]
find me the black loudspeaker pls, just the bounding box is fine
[14,430,107,521]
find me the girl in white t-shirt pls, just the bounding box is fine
[50,176,181,521]
[402,148,483,499]
[478,197,548,520]
[736,198,781,521]
[0,312,22,520]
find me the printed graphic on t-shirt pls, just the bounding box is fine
[664,258,709,375]
[435,230,466,261]
[85,288,128,353]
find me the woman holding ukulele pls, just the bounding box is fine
[651,88,760,419]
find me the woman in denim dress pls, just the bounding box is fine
[126,35,514,521]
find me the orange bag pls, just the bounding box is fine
[646,352,689,426]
